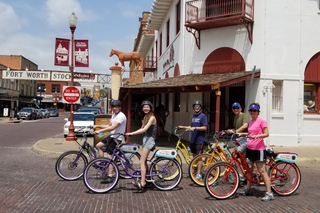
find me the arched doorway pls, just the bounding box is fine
[202,47,246,131]
[203,47,245,74]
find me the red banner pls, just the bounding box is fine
[75,40,89,67]
[54,38,70,66]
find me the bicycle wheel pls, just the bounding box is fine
[204,162,239,199]
[115,152,140,179]
[188,153,218,186]
[83,157,119,193]
[55,150,88,181]
[149,158,182,191]
[268,161,301,196]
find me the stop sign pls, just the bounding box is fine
[63,86,80,104]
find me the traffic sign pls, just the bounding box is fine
[62,86,81,104]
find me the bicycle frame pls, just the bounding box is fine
[100,146,175,178]
[225,148,296,185]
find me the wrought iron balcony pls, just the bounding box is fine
[185,0,254,48]
[143,56,157,72]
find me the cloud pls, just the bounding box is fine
[45,0,98,29]
[0,3,21,39]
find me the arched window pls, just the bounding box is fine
[304,52,320,113]
[174,64,180,77]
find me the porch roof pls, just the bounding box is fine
[119,71,260,100]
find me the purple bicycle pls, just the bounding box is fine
[55,126,96,181]
[83,133,182,193]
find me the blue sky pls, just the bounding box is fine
[0,0,154,80]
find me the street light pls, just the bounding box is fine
[9,79,14,121]
[66,12,78,141]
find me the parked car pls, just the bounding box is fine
[77,107,101,115]
[40,109,50,118]
[35,109,43,119]
[49,108,59,117]
[63,112,95,137]
[17,107,37,120]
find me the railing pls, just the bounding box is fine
[143,56,157,72]
[186,0,254,24]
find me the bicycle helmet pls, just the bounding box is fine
[192,100,202,107]
[111,100,122,107]
[141,100,153,108]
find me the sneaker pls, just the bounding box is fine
[101,176,114,184]
[261,192,274,201]
[195,174,203,181]
[239,188,252,196]
[239,175,246,182]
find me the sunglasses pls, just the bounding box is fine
[232,107,239,110]
[194,105,201,108]
[249,110,258,112]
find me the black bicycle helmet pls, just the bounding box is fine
[141,100,153,108]
[193,100,202,107]
[111,100,122,107]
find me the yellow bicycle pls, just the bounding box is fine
[168,127,213,165]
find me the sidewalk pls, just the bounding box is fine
[31,134,320,164]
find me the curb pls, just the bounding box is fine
[31,140,64,158]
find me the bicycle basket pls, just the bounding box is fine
[217,134,235,148]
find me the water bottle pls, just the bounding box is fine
[94,148,99,157]
[187,147,191,155]
[246,158,251,168]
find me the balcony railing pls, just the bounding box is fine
[143,56,157,72]
[185,0,254,30]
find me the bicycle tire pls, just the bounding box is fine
[188,153,218,186]
[83,157,119,193]
[204,161,239,199]
[115,152,141,179]
[268,161,301,196]
[55,150,88,181]
[149,158,182,191]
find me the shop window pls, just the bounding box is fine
[272,80,283,113]
[304,83,317,112]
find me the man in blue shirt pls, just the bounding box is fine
[178,100,208,181]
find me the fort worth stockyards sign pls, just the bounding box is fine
[1,70,98,83]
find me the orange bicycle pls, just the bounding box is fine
[188,130,232,186]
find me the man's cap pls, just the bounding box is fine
[232,102,241,108]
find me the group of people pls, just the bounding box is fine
[91,98,274,201]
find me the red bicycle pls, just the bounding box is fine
[204,135,301,199]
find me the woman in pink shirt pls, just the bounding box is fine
[238,103,274,201]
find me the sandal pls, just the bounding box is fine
[132,180,146,190]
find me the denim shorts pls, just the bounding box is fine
[143,136,156,150]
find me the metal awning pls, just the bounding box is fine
[119,71,260,100]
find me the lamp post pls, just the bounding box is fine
[66,12,78,141]
[9,79,14,121]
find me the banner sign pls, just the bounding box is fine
[2,70,98,83]
[55,38,70,66]
[74,73,95,80]
[2,70,51,80]
[51,72,98,82]
[75,40,89,67]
